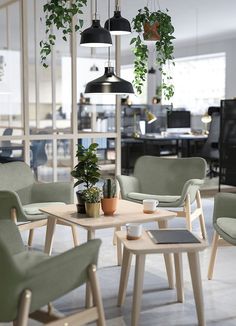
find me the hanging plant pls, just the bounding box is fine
[130,7,175,100]
[40,0,87,68]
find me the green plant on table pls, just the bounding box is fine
[71,142,101,191]
[40,0,87,67]
[103,178,117,198]
[131,6,175,100]
[83,187,102,203]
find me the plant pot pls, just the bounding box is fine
[76,191,86,214]
[85,202,100,218]
[101,197,118,216]
[143,22,160,41]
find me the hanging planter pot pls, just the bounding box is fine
[130,6,175,100]
[143,22,160,41]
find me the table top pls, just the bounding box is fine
[116,230,208,254]
[40,200,176,230]
[122,134,208,142]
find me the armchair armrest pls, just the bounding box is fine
[0,190,28,222]
[24,239,101,312]
[213,193,236,223]
[178,179,205,206]
[117,175,140,200]
[32,182,73,204]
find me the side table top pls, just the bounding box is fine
[40,200,176,230]
[116,230,208,254]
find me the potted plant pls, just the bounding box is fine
[40,0,87,67]
[101,178,118,216]
[130,7,175,100]
[83,187,102,218]
[71,143,101,213]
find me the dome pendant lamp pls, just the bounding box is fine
[85,0,134,95]
[104,1,131,35]
[80,0,112,47]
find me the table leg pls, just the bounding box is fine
[44,216,57,255]
[187,252,205,326]
[131,254,146,326]
[158,220,174,289]
[86,229,95,308]
[117,247,132,306]
[174,253,184,303]
[116,226,123,266]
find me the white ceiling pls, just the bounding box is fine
[0,0,236,57]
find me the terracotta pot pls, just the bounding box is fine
[101,197,118,216]
[85,202,100,218]
[143,22,160,41]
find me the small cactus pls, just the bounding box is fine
[103,178,116,198]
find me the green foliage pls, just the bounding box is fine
[40,0,87,67]
[71,143,101,189]
[103,178,116,198]
[83,187,102,203]
[131,7,175,100]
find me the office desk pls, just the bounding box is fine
[122,134,207,174]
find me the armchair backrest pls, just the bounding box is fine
[0,162,35,204]
[0,220,25,312]
[134,156,207,195]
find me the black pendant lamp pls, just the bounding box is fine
[80,0,112,47]
[85,66,134,94]
[85,0,134,95]
[104,3,131,35]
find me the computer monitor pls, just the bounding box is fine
[167,110,191,133]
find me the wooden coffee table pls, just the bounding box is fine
[41,200,175,273]
[41,200,177,308]
[116,230,208,326]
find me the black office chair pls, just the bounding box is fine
[30,140,48,179]
[1,128,13,157]
[201,107,220,177]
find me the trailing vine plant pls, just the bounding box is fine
[131,7,175,100]
[40,0,87,67]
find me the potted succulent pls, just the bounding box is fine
[71,143,101,214]
[101,178,118,216]
[83,187,102,218]
[130,7,175,100]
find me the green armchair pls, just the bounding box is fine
[117,156,207,238]
[0,220,105,326]
[208,192,236,280]
[0,161,78,248]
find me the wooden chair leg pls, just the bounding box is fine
[28,229,34,247]
[196,190,207,239]
[71,224,79,247]
[16,289,32,326]
[185,194,192,231]
[208,231,220,280]
[88,265,106,326]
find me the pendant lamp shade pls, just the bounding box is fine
[85,66,134,94]
[104,11,131,35]
[80,20,112,47]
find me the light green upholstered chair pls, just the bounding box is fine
[208,193,236,280]
[0,220,105,326]
[0,161,78,248]
[117,156,207,238]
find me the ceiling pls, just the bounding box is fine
[77,0,236,57]
[0,0,236,57]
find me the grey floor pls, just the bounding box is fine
[2,197,236,326]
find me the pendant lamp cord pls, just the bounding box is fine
[95,0,98,20]
[107,0,111,66]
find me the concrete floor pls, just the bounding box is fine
[1,197,236,326]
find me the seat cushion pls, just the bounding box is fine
[127,192,180,204]
[23,202,65,220]
[217,217,236,239]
